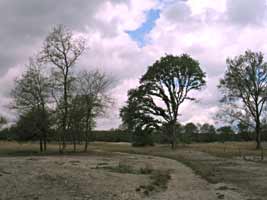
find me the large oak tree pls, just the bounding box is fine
[122,54,206,149]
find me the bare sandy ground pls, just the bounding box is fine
[0,153,253,200]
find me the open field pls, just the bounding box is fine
[0,141,267,200]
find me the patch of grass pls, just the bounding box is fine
[216,193,225,199]
[69,160,81,165]
[95,162,136,174]
[139,164,153,175]
[95,162,155,175]
[217,185,229,191]
[136,170,171,196]
[97,162,108,166]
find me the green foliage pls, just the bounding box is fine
[217,126,235,142]
[11,60,51,151]
[93,130,131,143]
[121,54,206,148]
[14,109,50,141]
[184,122,199,134]
[120,88,159,146]
[218,50,267,149]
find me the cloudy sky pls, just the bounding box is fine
[1,0,267,129]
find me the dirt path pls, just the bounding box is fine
[0,153,250,200]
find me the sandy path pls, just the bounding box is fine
[0,153,249,200]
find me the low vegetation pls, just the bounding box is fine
[136,170,171,196]
[0,141,267,199]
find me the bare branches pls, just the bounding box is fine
[75,70,113,151]
[218,50,267,149]
[40,25,86,151]
[41,25,85,70]
[11,57,50,114]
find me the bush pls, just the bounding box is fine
[132,131,154,147]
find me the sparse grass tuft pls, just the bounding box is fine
[95,161,155,175]
[139,164,153,175]
[136,170,171,196]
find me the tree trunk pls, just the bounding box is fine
[84,109,91,152]
[73,137,76,152]
[84,131,88,152]
[39,139,43,152]
[62,72,69,152]
[255,113,262,149]
[171,121,177,150]
[44,135,47,152]
[58,134,62,153]
[61,129,66,151]
[256,124,262,149]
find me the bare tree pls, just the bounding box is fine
[76,70,113,151]
[11,58,50,152]
[41,25,85,151]
[218,50,267,149]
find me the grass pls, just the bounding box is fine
[94,159,171,197]
[95,161,154,175]
[189,142,267,158]
[1,141,265,183]
[136,170,171,196]
[1,141,267,198]
[96,162,135,174]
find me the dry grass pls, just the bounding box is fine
[1,141,267,198]
[188,142,267,159]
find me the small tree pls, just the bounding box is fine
[218,50,267,149]
[199,123,216,142]
[11,58,50,152]
[138,54,206,149]
[237,122,252,141]
[217,126,235,143]
[41,25,85,151]
[184,122,199,134]
[183,122,199,142]
[76,70,113,151]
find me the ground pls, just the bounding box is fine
[0,141,266,200]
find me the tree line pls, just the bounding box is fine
[0,25,267,151]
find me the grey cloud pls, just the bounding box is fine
[0,0,131,123]
[226,0,267,25]
[163,1,191,22]
[0,0,127,75]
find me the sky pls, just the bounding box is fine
[1,0,267,129]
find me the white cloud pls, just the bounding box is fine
[3,0,267,129]
[140,0,267,126]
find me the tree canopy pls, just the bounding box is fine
[218,50,267,149]
[121,54,206,148]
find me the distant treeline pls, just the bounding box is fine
[1,123,266,145]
